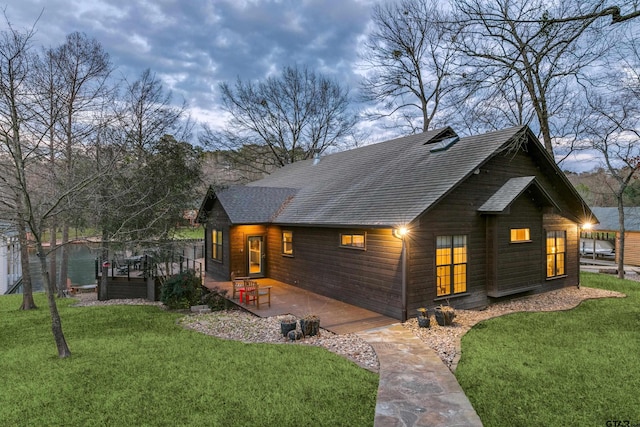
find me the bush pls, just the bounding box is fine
[202,286,229,311]
[160,270,202,309]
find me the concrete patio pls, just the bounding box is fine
[203,276,397,334]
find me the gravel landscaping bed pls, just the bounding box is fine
[179,312,379,372]
[72,283,628,373]
[403,285,626,370]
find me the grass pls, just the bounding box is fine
[173,226,204,240]
[456,272,640,426]
[40,226,203,242]
[0,294,377,426]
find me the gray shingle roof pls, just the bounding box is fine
[590,207,640,231]
[476,176,560,215]
[244,126,526,226]
[478,177,537,213]
[216,186,298,224]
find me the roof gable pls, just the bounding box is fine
[197,186,297,224]
[478,176,560,214]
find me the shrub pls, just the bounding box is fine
[160,270,202,309]
[202,286,229,311]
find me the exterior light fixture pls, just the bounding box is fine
[582,222,592,231]
[393,227,409,239]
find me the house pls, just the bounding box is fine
[197,126,594,321]
[0,222,22,295]
[584,207,640,266]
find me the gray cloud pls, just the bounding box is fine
[7,0,372,118]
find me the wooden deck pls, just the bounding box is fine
[203,277,397,335]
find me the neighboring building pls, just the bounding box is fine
[585,207,640,266]
[0,222,22,295]
[198,126,594,321]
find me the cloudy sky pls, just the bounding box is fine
[4,0,618,172]
[7,0,375,127]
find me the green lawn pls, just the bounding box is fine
[0,295,377,426]
[173,226,204,240]
[456,272,640,426]
[40,226,204,242]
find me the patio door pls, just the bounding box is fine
[247,236,264,277]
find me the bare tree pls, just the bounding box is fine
[0,17,72,356]
[91,70,199,299]
[583,97,639,279]
[201,65,357,174]
[451,76,535,135]
[359,0,457,133]
[48,32,114,296]
[120,68,190,155]
[450,0,633,155]
[108,68,194,242]
[580,25,640,279]
[0,16,40,311]
[31,45,65,295]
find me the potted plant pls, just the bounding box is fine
[299,314,320,337]
[434,304,455,326]
[416,307,430,328]
[280,315,297,337]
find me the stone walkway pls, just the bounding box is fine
[207,276,482,426]
[359,324,482,427]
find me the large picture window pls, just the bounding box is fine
[546,230,566,277]
[436,235,467,297]
[340,233,365,249]
[211,229,223,262]
[282,231,293,256]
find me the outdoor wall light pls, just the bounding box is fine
[393,227,409,239]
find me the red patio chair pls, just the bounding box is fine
[231,272,249,301]
[244,281,271,309]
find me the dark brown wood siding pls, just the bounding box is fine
[265,226,404,319]
[408,143,581,311]
[410,179,488,311]
[482,148,581,294]
[493,196,544,294]
[203,201,232,280]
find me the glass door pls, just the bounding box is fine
[247,236,264,276]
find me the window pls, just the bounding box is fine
[510,228,531,242]
[546,230,566,278]
[282,231,293,256]
[436,235,467,296]
[211,229,222,262]
[340,233,365,249]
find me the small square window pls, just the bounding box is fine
[510,228,530,242]
[340,233,366,249]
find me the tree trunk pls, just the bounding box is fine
[36,242,71,358]
[49,224,58,297]
[617,201,625,280]
[58,222,69,297]
[17,219,36,310]
[99,238,109,301]
[539,114,554,156]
